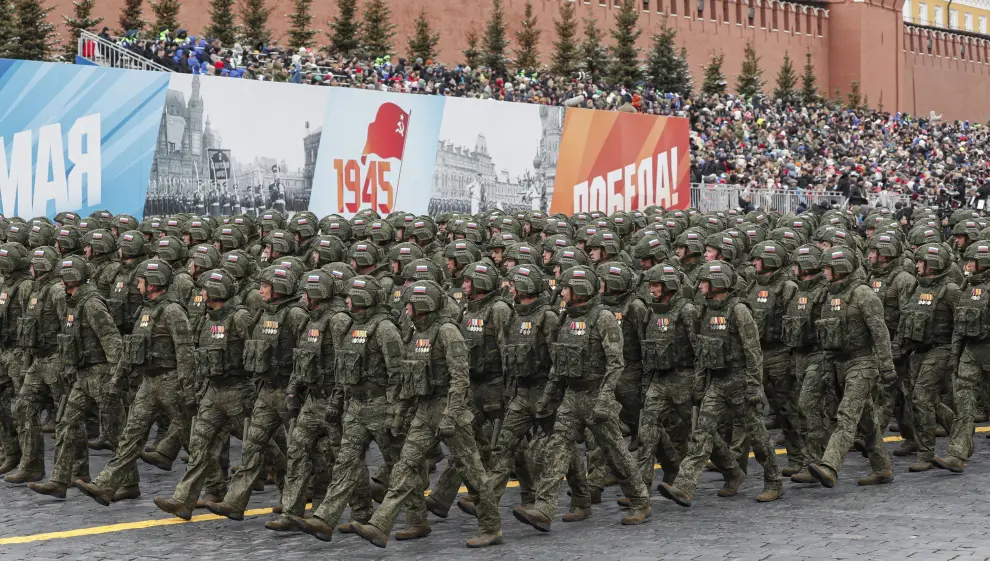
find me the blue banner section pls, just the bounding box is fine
[74,56,99,66]
[0,59,169,219]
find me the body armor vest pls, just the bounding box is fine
[816,280,870,353]
[58,286,109,368]
[955,278,990,342]
[746,278,787,345]
[550,304,606,381]
[197,304,249,379]
[0,275,32,345]
[868,266,908,334]
[460,293,503,381]
[695,297,746,370]
[91,256,118,297]
[186,289,207,334]
[16,278,60,355]
[781,282,827,350]
[291,311,338,388]
[899,278,954,346]
[642,297,693,374]
[107,263,142,332]
[604,293,644,369]
[502,302,554,381]
[336,312,391,388]
[124,300,179,371]
[243,303,301,379]
[400,318,455,400]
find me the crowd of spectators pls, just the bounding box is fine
[95,27,990,213]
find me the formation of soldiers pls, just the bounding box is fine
[0,202,987,548]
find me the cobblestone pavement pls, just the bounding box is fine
[3,428,990,561]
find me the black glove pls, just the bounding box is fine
[285,392,302,418]
[592,399,611,424]
[437,415,455,439]
[880,369,897,387]
[535,396,554,419]
[326,404,341,423]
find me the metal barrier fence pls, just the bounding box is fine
[77,30,174,73]
[690,185,913,213]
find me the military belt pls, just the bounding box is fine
[347,381,386,401]
[516,376,549,389]
[261,377,290,390]
[468,369,502,384]
[566,378,600,392]
[829,347,874,361]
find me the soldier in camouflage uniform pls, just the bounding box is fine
[865,233,920,457]
[350,280,502,549]
[221,250,264,314]
[5,247,64,483]
[514,266,651,531]
[107,231,148,334]
[896,242,960,472]
[185,244,222,334]
[0,243,35,474]
[350,243,394,303]
[934,242,990,473]
[205,265,308,520]
[405,218,447,278]
[82,229,119,298]
[658,261,783,506]
[28,256,124,499]
[154,236,197,305]
[292,275,406,542]
[76,260,196,505]
[443,240,482,308]
[260,230,297,267]
[154,269,255,520]
[673,228,706,286]
[805,246,895,488]
[427,261,511,518]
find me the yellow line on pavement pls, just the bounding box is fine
[2,426,987,545]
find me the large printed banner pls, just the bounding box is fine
[550,109,690,214]
[0,59,168,219]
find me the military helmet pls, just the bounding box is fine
[310,235,347,265]
[696,260,736,291]
[135,259,173,288]
[271,255,306,275]
[451,220,487,245]
[509,264,545,295]
[87,210,113,229]
[29,246,58,275]
[190,243,222,270]
[55,211,80,227]
[161,217,186,240]
[289,214,318,240]
[221,249,257,280]
[504,242,539,267]
[346,275,381,308]
[822,245,859,276]
[867,232,902,259]
[264,229,297,256]
[259,265,299,296]
[908,226,942,248]
[187,218,213,244]
[401,258,444,283]
[586,230,623,257]
[597,262,635,293]
[632,233,671,263]
[403,279,444,314]
[406,217,437,242]
[84,229,117,256]
[259,210,286,233]
[488,232,519,251]
[58,254,90,284]
[367,220,396,245]
[525,211,548,232]
[463,261,499,293]
[117,230,147,259]
[321,217,352,242]
[155,235,187,263]
[541,219,571,238]
[768,227,803,253]
[952,219,982,243]
[704,232,739,262]
[492,215,522,237]
[674,227,706,256]
[792,244,823,273]
[751,241,788,270]
[643,263,683,292]
[200,269,237,301]
[558,265,600,298]
[321,261,357,293]
[6,221,28,245]
[107,214,137,236]
[543,234,573,254]
[550,246,589,273]
[444,240,482,268]
[963,241,990,270]
[350,242,384,268]
[610,211,635,237]
[388,242,424,269]
[915,242,951,273]
[573,226,599,245]
[948,208,979,229]
[55,226,81,254]
[385,211,416,235]
[350,215,371,239]
[301,269,338,301]
[27,222,55,249]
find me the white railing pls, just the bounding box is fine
[690,184,914,213]
[76,30,173,72]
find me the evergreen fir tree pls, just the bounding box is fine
[286,0,315,51]
[608,0,642,87]
[550,1,578,77]
[463,26,481,67]
[773,51,798,102]
[205,0,238,46]
[580,17,608,80]
[13,0,59,61]
[514,0,541,72]
[482,0,509,76]
[361,0,396,57]
[701,51,727,96]
[0,0,15,58]
[326,0,359,57]
[801,50,818,103]
[118,0,145,35]
[63,0,102,60]
[736,39,763,98]
[406,7,439,62]
[239,0,272,49]
[645,24,692,97]
[149,0,180,34]
[847,80,862,109]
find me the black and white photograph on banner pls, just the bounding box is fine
[429,97,565,217]
[143,74,327,218]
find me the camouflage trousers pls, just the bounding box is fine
[311,394,399,527]
[588,366,643,489]
[673,372,782,496]
[429,377,503,511]
[946,341,990,460]
[51,364,125,486]
[488,383,587,508]
[278,393,338,518]
[796,351,838,465]
[94,370,189,493]
[637,368,694,487]
[172,379,254,509]
[908,346,955,462]
[533,386,649,520]
[762,346,805,469]
[876,354,915,443]
[14,354,67,473]
[819,355,892,475]
[367,394,501,535]
[222,383,290,511]
[0,348,29,463]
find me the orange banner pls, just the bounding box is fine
[550,109,690,214]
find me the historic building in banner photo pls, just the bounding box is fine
[149,75,220,197]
